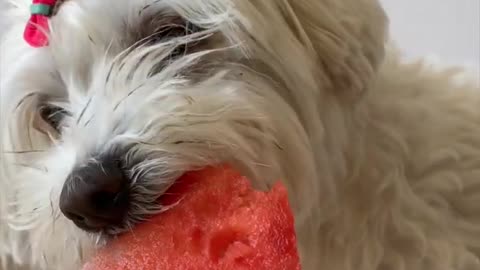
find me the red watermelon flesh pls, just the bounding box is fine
[83,166,301,270]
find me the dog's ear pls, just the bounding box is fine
[230,0,387,99]
[287,0,388,98]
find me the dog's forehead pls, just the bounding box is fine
[44,0,183,93]
[57,0,173,19]
[51,0,177,43]
[47,0,225,76]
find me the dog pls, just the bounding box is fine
[1,0,479,269]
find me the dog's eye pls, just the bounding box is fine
[148,26,187,44]
[39,105,68,133]
[146,22,202,55]
[147,20,201,42]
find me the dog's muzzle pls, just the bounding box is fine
[59,157,130,233]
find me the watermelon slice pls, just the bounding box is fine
[83,166,301,270]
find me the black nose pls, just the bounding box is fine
[59,159,130,233]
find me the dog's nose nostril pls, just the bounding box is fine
[59,159,130,233]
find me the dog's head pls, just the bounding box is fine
[0,0,386,268]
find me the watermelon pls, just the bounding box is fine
[83,166,301,270]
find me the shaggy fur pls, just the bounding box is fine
[1,0,479,269]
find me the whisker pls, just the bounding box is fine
[105,63,115,85]
[84,118,93,127]
[27,118,34,149]
[42,253,48,266]
[125,222,138,241]
[99,163,107,176]
[2,149,47,154]
[78,243,84,262]
[14,92,37,110]
[113,83,146,111]
[95,232,103,245]
[76,97,93,124]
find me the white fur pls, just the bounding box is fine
[1,0,479,269]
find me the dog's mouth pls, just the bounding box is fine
[84,178,181,238]
[69,213,124,234]
[59,149,185,237]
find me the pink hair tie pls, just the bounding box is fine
[24,0,58,47]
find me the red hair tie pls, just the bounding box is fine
[24,0,58,47]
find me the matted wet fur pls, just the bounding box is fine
[1,0,479,269]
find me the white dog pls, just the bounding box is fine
[1,0,479,269]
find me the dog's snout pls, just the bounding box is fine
[59,159,130,233]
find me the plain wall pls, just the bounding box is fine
[381,0,480,72]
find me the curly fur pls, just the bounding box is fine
[0,0,479,269]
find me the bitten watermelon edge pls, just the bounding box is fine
[83,165,301,270]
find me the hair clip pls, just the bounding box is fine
[24,0,58,47]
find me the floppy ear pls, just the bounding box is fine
[226,0,387,99]
[288,0,388,97]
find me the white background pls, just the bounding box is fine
[381,0,479,73]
